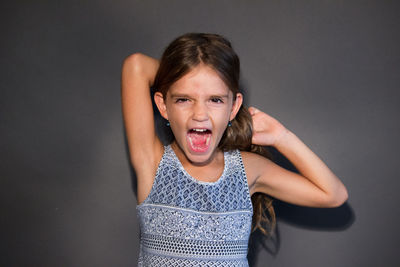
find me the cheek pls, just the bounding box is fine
[168,111,187,132]
[212,112,230,130]
[220,106,233,121]
[165,106,178,121]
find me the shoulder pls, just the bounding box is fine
[240,150,273,167]
[239,151,274,190]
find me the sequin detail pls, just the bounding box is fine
[137,145,253,266]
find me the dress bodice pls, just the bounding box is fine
[137,145,253,266]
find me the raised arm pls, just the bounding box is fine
[244,107,348,208]
[121,53,163,203]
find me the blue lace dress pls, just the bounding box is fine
[137,145,253,266]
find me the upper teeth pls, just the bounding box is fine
[193,129,207,132]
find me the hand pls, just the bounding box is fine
[249,106,289,147]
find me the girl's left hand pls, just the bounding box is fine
[249,106,289,147]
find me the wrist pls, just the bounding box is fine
[273,128,292,148]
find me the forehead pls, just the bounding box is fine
[168,65,232,97]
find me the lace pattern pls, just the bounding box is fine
[139,253,249,267]
[141,233,249,259]
[138,204,252,241]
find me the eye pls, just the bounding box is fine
[175,98,189,103]
[211,97,223,103]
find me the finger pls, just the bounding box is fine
[248,107,255,115]
[248,106,260,115]
[251,132,264,146]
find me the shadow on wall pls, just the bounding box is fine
[247,146,355,267]
[248,202,354,266]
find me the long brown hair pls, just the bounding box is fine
[153,33,276,236]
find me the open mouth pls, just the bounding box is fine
[187,128,212,153]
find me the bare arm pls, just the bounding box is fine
[245,107,348,207]
[121,53,163,203]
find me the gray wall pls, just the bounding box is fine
[1,1,399,266]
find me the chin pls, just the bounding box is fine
[187,151,214,165]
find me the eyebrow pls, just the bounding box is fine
[169,93,230,98]
[210,94,229,99]
[170,93,191,98]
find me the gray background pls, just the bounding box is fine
[1,1,399,266]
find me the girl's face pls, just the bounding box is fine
[155,64,242,165]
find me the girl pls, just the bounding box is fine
[121,33,348,266]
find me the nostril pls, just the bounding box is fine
[192,106,208,121]
[192,113,208,121]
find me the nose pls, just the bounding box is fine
[192,102,209,122]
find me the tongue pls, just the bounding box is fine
[189,133,207,145]
[187,132,211,152]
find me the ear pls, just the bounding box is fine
[154,92,169,120]
[229,93,243,121]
